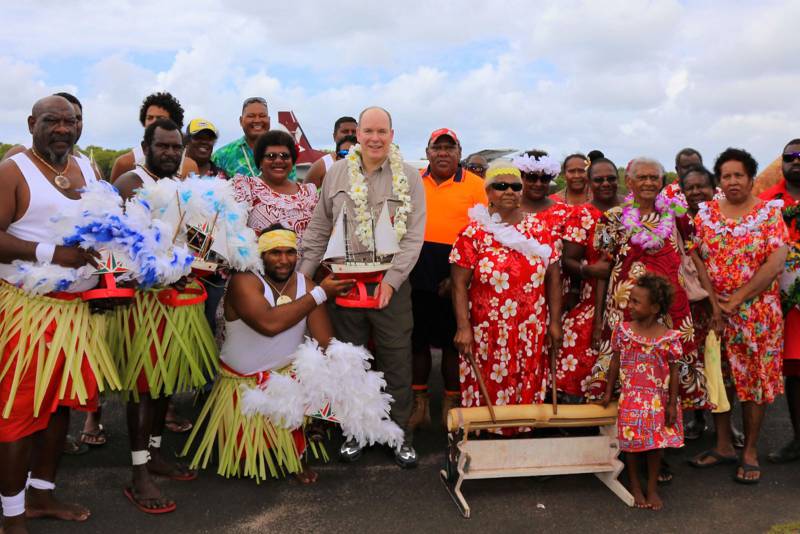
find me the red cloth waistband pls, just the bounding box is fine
[221,362,271,386]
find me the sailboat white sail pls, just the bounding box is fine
[323,209,347,261]
[374,202,400,256]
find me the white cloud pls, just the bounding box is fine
[1,0,798,170]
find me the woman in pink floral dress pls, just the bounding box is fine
[691,148,788,484]
[451,163,561,429]
[231,130,318,255]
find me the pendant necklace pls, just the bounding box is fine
[265,273,295,306]
[30,148,72,189]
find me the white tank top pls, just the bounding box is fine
[322,153,334,171]
[131,165,157,187]
[0,153,98,293]
[220,272,309,375]
[132,145,145,165]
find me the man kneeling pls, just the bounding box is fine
[182,225,354,483]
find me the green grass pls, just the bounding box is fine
[769,522,800,534]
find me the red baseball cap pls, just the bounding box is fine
[428,128,459,145]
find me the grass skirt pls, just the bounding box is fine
[109,281,218,400]
[0,283,120,418]
[181,365,326,482]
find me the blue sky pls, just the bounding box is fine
[1,0,798,170]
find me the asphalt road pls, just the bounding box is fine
[24,361,800,534]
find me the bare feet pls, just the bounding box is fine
[125,467,176,514]
[646,490,663,511]
[2,514,28,533]
[294,464,318,485]
[631,487,649,509]
[147,448,197,481]
[25,488,90,522]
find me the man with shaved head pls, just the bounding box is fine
[299,106,426,468]
[0,95,115,532]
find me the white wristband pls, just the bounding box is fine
[35,243,56,263]
[310,286,328,305]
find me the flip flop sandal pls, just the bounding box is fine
[150,464,198,481]
[80,424,108,447]
[123,487,177,514]
[689,449,738,468]
[164,419,193,433]
[734,463,761,485]
[63,435,90,456]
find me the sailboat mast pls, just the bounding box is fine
[371,210,377,263]
[343,211,351,263]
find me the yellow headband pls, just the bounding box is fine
[485,164,521,185]
[258,229,297,253]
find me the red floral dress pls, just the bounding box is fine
[613,323,684,452]
[586,207,709,409]
[528,201,573,258]
[693,199,787,404]
[759,181,800,375]
[449,214,560,419]
[558,204,603,397]
[231,175,318,255]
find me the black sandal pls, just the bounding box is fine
[734,463,760,484]
[689,449,738,468]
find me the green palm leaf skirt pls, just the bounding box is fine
[0,283,120,418]
[108,281,219,401]
[181,365,327,482]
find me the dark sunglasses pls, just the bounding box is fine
[264,152,291,161]
[591,175,618,184]
[337,149,350,158]
[489,182,523,192]
[466,163,486,173]
[783,152,800,163]
[522,173,553,184]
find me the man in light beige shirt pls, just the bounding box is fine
[298,106,425,468]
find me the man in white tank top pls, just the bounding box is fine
[113,118,219,515]
[109,92,198,182]
[0,95,111,532]
[182,225,355,484]
[303,116,357,189]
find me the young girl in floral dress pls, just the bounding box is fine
[600,274,684,511]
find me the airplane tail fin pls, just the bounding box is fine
[277,111,325,165]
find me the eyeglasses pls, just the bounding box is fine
[243,96,267,107]
[264,152,291,161]
[783,152,800,163]
[522,173,553,184]
[489,182,523,192]
[337,149,350,158]
[465,164,486,173]
[591,175,618,184]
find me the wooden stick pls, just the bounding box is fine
[200,211,219,257]
[463,350,497,424]
[550,345,558,415]
[172,191,186,244]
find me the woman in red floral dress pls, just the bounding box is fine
[691,148,788,484]
[586,157,721,410]
[557,158,622,401]
[451,163,562,430]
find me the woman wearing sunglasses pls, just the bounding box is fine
[450,161,562,428]
[556,157,623,403]
[232,130,318,255]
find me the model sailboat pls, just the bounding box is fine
[323,202,400,308]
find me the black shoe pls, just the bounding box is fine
[684,419,707,441]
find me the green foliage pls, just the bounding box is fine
[81,145,129,179]
[0,143,14,160]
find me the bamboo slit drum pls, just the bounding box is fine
[440,402,634,518]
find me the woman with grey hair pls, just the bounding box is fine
[587,157,722,414]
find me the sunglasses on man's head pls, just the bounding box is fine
[466,163,487,173]
[783,152,800,163]
[522,173,553,184]
[264,152,291,161]
[489,182,523,192]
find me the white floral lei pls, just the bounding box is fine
[697,199,783,237]
[346,143,411,247]
[468,204,553,267]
